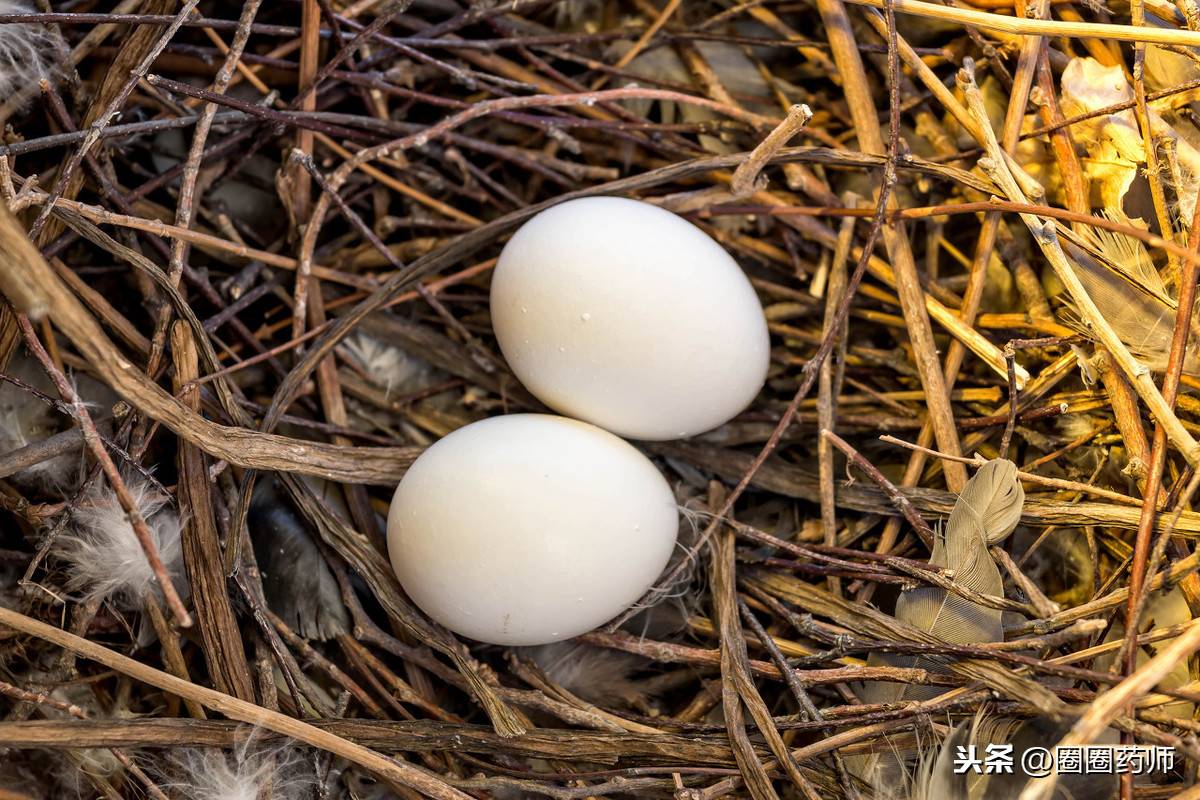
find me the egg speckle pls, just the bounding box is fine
[387,414,678,646]
[490,196,770,440]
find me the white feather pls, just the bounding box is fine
[1056,412,1102,441]
[0,1,66,107]
[57,477,185,607]
[0,392,66,487]
[0,360,78,489]
[340,332,433,398]
[163,745,311,800]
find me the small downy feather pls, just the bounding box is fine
[0,358,80,489]
[340,332,436,399]
[0,387,68,488]
[1056,412,1103,442]
[0,1,66,108]
[56,476,186,608]
[162,744,311,800]
[520,642,656,710]
[249,477,349,641]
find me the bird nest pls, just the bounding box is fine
[0,1,1198,798]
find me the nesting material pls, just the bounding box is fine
[5,2,1200,796]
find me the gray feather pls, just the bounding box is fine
[879,459,1025,693]
[896,459,1024,649]
[250,479,350,641]
[856,461,1026,787]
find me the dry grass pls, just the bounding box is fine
[0,1,1199,798]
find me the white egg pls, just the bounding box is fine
[490,196,770,440]
[386,414,678,646]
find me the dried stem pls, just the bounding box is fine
[16,314,191,626]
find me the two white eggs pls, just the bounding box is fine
[386,197,770,645]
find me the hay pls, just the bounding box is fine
[0,1,1198,797]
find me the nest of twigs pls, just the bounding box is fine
[1,0,1200,798]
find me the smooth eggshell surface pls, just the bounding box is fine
[490,197,770,440]
[387,414,678,646]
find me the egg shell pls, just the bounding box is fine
[490,196,770,440]
[387,414,678,646]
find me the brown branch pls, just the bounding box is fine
[0,605,472,800]
[823,430,936,548]
[17,314,191,626]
